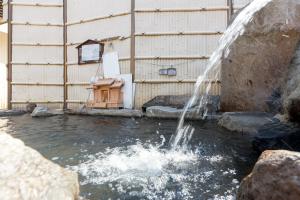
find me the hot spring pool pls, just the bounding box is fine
[0,115,257,200]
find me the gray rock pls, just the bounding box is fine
[25,103,37,113]
[284,42,300,122]
[218,112,274,134]
[67,108,143,118]
[0,110,26,117]
[31,106,64,117]
[237,150,300,200]
[145,106,220,120]
[0,132,79,200]
[220,0,300,112]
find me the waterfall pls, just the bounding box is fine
[169,0,273,149]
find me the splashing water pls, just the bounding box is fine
[70,0,272,199]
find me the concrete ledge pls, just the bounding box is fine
[0,110,26,117]
[67,109,144,118]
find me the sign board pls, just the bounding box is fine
[81,44,100,62]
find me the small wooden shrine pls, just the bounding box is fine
[88,78,124,109]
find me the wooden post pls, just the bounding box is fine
[130,0,135,80]
[7,0,12,109]
[63,0,68,110]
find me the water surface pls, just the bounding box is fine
[0,115,257,200]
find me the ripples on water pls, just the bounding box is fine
[0,115,256,200]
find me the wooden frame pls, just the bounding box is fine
[76,40,104,65]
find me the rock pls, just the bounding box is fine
[220,0,300,112]
[26,103,37,113]
[67,108,143,118]
[0,132,79,200]
[237,150,300,200]
[218,112,274,134]
[0,110,26,117]
[31,106,64,117]
[284,42,300,122]
[145,106,220,120]
[253,121,300,152]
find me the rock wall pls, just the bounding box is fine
[0,132,79,200]
[284,42,300,122]
[220,0,300,112]
[237,150,300,200]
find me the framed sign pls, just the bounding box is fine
[77,40,104,65]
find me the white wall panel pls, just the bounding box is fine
[12,65,63,83]
[136,11,227,33]
[12,46,63,63]
[13,6,63,24]
[135,59,208,80]
[12,85,63,101]
[11,1,63,107]
[136,0,227,9]
[12,25,63,43]
[68,85,90,101]
[136,35,221,57]
[68,64,102,83]
[67,16,131,43]
[67,0,130,22]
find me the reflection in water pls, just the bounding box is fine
[1,115,256,200]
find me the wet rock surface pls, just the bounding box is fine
[237,150,300,200]
[221,0,300,112]
[253,121,300,153]
[31,106,64,117]
[218,112,274,134]
[67,108,143,118]
[145,106,221,120]
[0,110,26,117]
[0,132,79,200]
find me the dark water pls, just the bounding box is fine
[0,115,257,200]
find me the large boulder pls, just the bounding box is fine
[218,112,274,134]
[0,132,79,200]
[283,42,300,122]
[220,0,300,112]
[237,150,300,200]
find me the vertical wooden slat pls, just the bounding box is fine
[63,0,68,110]
[7,0,12,109]
[130,0,135,80]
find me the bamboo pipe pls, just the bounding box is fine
[11,82,64,86]
[135,7,230,13]
[135,31,223,37]
[3,2,63,7]
[11,22,63,27]
[67,12,131,26]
